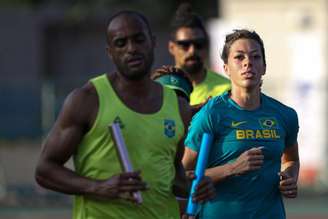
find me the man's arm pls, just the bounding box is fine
[35,84,146,201]
[35,86,95,195]
[174,97,215,201]
[173,97,192,197]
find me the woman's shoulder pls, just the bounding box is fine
[262,93,298,117]
[200,92,229,114]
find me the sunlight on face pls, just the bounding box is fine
[224,38,266,90]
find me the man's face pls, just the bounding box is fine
[169,27,208,75]
[107,15,155,80]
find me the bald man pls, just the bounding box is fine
[35,10,214,219]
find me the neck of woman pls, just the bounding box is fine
[230,87,261,110]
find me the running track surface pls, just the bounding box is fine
[1,197,328,219]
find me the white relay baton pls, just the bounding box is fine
[109,123,143,204]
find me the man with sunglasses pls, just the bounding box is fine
[168,3,231,106]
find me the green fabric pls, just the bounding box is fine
[73,74,184,219]
[190,70,231,105]
[155,74,193,100]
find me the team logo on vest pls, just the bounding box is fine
[113,116,124,129]
[259,117,278,129]
[164,119,176,138]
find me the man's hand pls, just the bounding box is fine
[181,214,196,219]
[192,176,216,202]
[279,171,298,198]
[180,175,215,219]
[153,65,184,76]
[91,171,148,203]
[231,147,264,176]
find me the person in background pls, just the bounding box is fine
[183,29,300,219]
[151,65,193,102]
[35,10,215,219]
[168,2,230,106]
[152,66,203,115]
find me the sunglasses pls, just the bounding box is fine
[174,39,208,50]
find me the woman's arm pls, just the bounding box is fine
[184,147,264,184]
[279,142,300,198]
[182,147,233,183]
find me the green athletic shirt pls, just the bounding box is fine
[185,91,299,219]
[190,69,231,105]
[72,74,184,219]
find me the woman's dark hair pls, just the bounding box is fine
[221,29,266,66]
[170,2,208,42]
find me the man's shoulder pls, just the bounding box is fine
[89,73,109,85]
[67,82,97,107]
[66,74,103,109]
[56,82,98,128]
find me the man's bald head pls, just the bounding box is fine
[106,10,152,45]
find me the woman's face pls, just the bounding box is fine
[224,38,265,90]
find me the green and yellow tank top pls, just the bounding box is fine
[73,74,184,219]
[190,69,231,105]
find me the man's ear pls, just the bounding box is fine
[223,63,230,78]
[168,41,175,55]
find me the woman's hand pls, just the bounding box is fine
[231,147,264,176]
[279,171,298,198]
